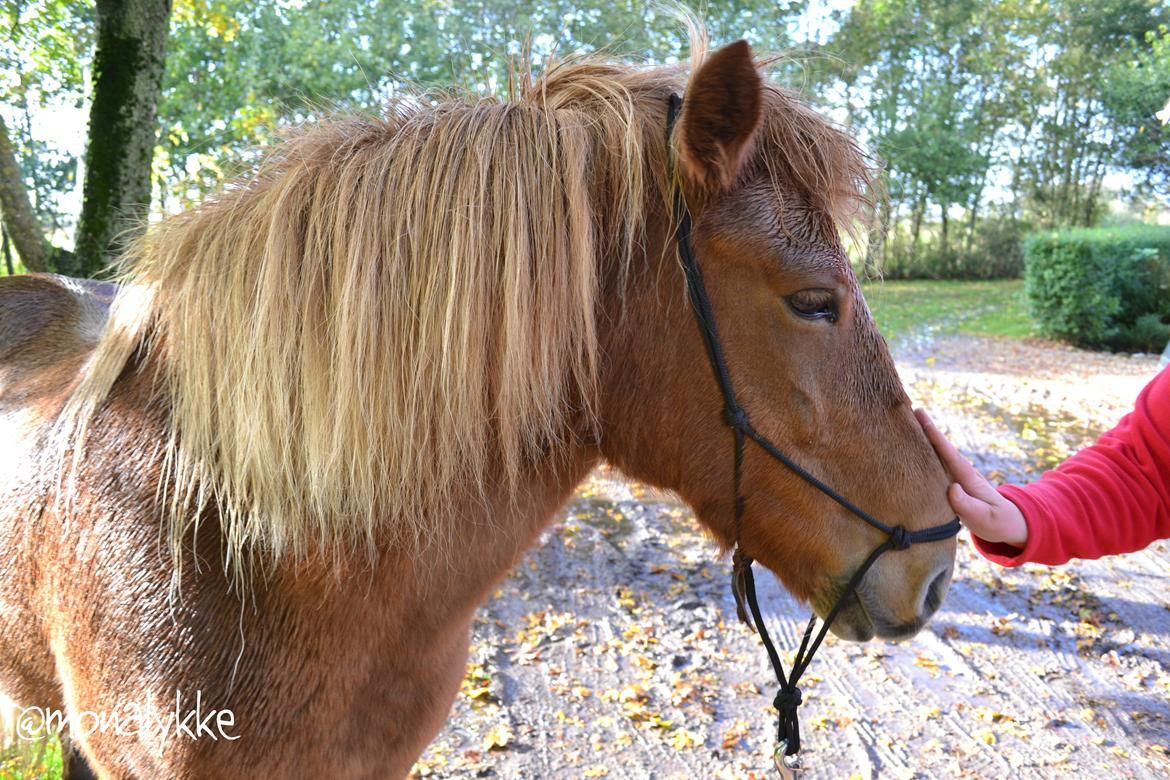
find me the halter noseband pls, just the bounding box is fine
[664,93,960,775]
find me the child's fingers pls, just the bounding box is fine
[918,410,1029,547]
[915,409,992,493]
[947,482,994,530]
[950,483,1029,546]
[915,409,964,467]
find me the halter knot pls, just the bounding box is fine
[724,405,749,430]
[889,526,912,550]
[773,686,803,712]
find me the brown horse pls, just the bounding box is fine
[0,37,956,778]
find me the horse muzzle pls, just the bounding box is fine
[819,558,954,642]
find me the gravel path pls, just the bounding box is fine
[415,335,1168,779]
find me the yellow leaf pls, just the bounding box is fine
[721,720,749,750]
[618,683,648,703]
[482,722,514,751]
[668,728,702,750]
[914,654,940,671]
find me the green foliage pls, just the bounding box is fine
[5,0,1170,288]
[1101,26,1170,198]
[826,0,1034,274]
[1003,0,1170,228]
[0,0,92,234]
[877,216,1027,280]
[0,736,63,779]
[1024,225,1170,350]
[1129,313,1170,352]
[828,0,1169,282]
[155,0,806,207]
[5,0,810,236]
[0,0,92,107]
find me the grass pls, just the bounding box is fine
[0,738,62,779]
[861,279,1035,342]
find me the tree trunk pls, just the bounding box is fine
[73,0,172,277]
[940,204,949,257]
[0,114,52,272]
[863,192,891,279]
[964,197,979,255]
[910,191,926,261]
[1082,156,1107,226]
[2,229,14,276]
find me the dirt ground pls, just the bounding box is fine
[414,333,1168,780]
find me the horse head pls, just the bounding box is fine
[601,41,956,641]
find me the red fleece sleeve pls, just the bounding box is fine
[973,368,1170,567]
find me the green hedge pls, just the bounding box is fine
[1024,225,1170,351]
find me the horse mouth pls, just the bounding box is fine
[816,567,951,642]
[822,593,877,641]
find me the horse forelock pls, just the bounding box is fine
[59,27,873,577]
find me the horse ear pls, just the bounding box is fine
[677,40,763,192]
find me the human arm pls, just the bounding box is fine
[916,368,1170,567]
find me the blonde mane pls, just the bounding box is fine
[62,33,872,574]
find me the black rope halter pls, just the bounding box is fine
[664,93,961,775]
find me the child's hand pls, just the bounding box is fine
[915,409,1029,548]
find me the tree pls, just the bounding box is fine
[0,114,52,270]
[0,0,92,271]
[72,0,172,275]
[7,0,804,274]
[1014,0,1169,227]
[153,0,807,208]
[0,0,170,276]
[1101,26,1170,198]
[822,0,1170,278]
[825,0,1030,275]
[14,0,1168,282]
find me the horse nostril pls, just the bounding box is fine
[923,568,951,615]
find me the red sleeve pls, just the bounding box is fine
[972,367,1170,567]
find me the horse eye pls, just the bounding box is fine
[786,289,838,323]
